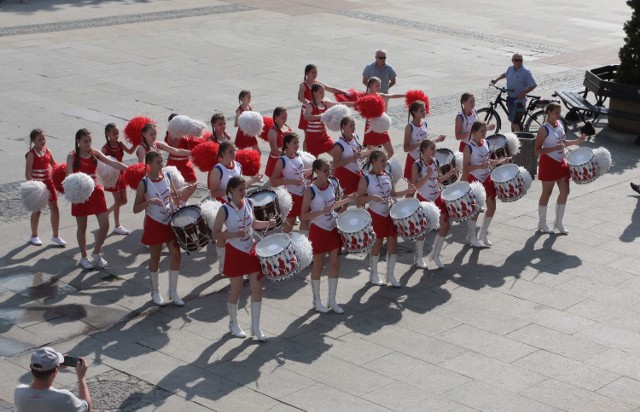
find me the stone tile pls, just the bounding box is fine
[281,383,389,412]
[431,300,530,335]
[363,381,475,412]
[587,349,640,381]
[597,377,640,408]
[443,379,557,412]
[290,330,392,366]
[576,324,640,351]
[135,394,214,411]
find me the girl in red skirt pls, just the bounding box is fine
[330,116,372,195]
[135,123,191,163]
[363,77,405,159]
[270,132,309,234]
[212,176,276,341]
[264,107,291,178]
[66,128,126,269]
[301,158,356,313]
[412,140,457,269]
[209,113,232,144]
[535,102,586,234]
[403,101,445,180]
[234,90,260,152]
[303,84,351,157]
[133,151,197,306]
[357,150,414,287]
[25,128,66,247]
[462,121,510,247]
[102,123,136,236]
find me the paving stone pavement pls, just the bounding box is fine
[0,0,639,411]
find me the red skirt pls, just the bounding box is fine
[364,130,390,146]
[369,209,397,238]
[141,215,176,245]
[104,172,126,193]
[306,131,334,157]
[166,159,197,183]
[333,167,361,195]
[298,107,308,131]
[224,243,262,278]
[467,174,496,200]
[404,154,417,180]
[458,141,467,152]
[539,154,570,181]
[235,129,258,149]
[265,154,280,177]
[309,224,342,254]
[417,193,450,223]
[39,178,58,202]
[71,185,108,217]
[288,193,303,218]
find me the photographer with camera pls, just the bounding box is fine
[14,347,92,412]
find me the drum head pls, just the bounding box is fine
[171,206,201,226]
[390,198,420,220]
[491,164,519,183]
[566,147,593,166]
[249,189,277,206]
[256,233,290,257]
[435,148,455,163]
[487,134,507,149]
[442,181,471,201]
[337,209,369,233]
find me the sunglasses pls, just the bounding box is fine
[377,56,387,60]
[512,59,522,62]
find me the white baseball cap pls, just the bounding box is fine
[30,347,64,372]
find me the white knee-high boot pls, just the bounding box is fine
[327,278,344,314]
[168,269,184,306]
[216,246,225,274]
[538,206,552,233]
[149,271,165,306]
[428,235,445,269]
[479,216,493,247]
[251,301,267,342]
[311,279,329,313]
[227,302,246,338]
[554,204,568,234]
[369,255,383,285]
[414,239,427,268]
[386,254,400,287]
[468,220,483,247]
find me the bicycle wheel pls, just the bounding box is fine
[476,108,502,133]
[524,110,545,134]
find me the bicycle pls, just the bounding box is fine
[477,84,565,135]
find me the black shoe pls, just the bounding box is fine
[631,183,640,195]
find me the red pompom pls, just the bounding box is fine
[184,135,203,150]
[123,163,149,190]
[236,149,261,176]
[334,88,366,103]
[259,116,274,142]
[405,90,430,114]
[191,141,219,172]
[355,94,385,119]
[201,130,212,141]
[52,163,67,193]
[124,116,155,147]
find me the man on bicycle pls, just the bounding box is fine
[491,53,537,132]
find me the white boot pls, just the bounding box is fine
[414,239,428,268]
[554,204,568,234]
[386,254,400,288]
[227,302,246,338]
[311,280,329,313]
[251,301,267,342]
[168,270,184,306]
[327,278,344,314]
[369,255,383,285]
[538,206,552,233]
[479,216,493,247]
[149,271,165,306]
[468,220,484,247]
[216,246,225,274]
[428,235,445,269]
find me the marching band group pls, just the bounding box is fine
[23,62,601,342]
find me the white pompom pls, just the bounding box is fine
[290,232,313,272]
[62,172,95,204]
[20,180,50,212]
[519,167,532,190]
[272,186,293,218]
[299,151,316,170]
[387,157,402,184]
[469,181,486,209]
[320,104,351,132]
[454,151,464,171]
[162,166,186,190]
[593,147,612,174]
[238,111,264,137]
[167,115,207,138]
[368,113,392,133]
[504,132,521,156]
[199,198,223,231]
[420,201,441,231]
[97,156,120,188]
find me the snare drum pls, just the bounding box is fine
[566,147,599,184]
[389,198,429,240]
[435,148,458,186]
[248,189,283,229]
[170,205,211,252]
[441,181,480,222]
[255,233,299,281]
[491,164,526,202]
[487,134,510,161]
[336,208,377,254]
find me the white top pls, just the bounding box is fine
[457,109,477,145]
[541,122,566,162]
[215,161,242,194]
[309,180,338,231]
[14,385,89,412]
[334,135,363,174]
[222,198,255,253]
[306,103,327,134]
[407,121,428,160]
[143,174,172,224]
[280,153,306,196]
[467,139,491,182]
[365,171,393,217]
[415,159,441,202]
